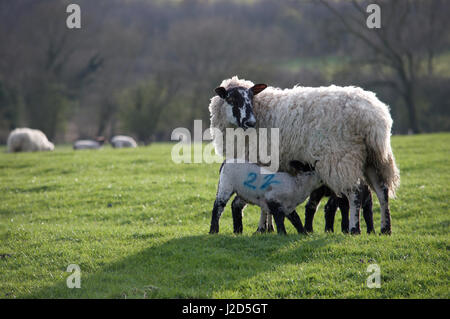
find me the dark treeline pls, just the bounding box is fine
[0,0,449,143]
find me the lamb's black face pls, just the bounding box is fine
[215,84,267,130]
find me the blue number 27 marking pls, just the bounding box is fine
[260,174,280,190]
[243,173,280,190]
[243,172,257,189]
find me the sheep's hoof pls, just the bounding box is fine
[350,227,361,235]
[255,227,267,234]
[209,226,219,234]
[380,227,391,235]
[267,225,274,233]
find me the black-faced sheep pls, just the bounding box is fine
[7,128,54,152]
[209,160,321,235]
[209,76,400,235]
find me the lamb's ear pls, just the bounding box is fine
[289,160,315,173]
[250,84,267,96]
[215,87,228,99]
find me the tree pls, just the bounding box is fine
[318,0,450,133]
[118,79,175,144]
[0,0,103,139]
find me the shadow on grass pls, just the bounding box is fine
[23,233,344,298]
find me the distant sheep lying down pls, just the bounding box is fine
[210,160,321,235]
[7,128,54,152]
[73,137,105,150]
[110,135,137,148]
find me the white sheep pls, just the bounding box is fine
[73,137,105,150]
[210,160,321,235]
[110,135,137,148]
[209,76,400,234]
[7,128,54,152]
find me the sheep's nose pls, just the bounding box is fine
[244,118,256,128]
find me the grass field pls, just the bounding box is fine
[0,133,449,298]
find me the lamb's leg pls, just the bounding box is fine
[305,186,326,233]
[286,210,307,234]
[231,196,247,234]
[361,184,375,234]
[366,167,391,235]
[256,209,274,233]
[209,188,233,234]
[347,187,362,235]
[324,196,338,233]
[256,209,269,233]
[266,212,274,232]
[261,210,304,234]
[267,201,287,235]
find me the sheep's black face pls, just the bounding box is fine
[215,84,267,130]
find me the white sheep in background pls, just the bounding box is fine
[209,76,400,235]
[7,128,54,152]
[210,160,320,235]
[73,137,105,150]
[110,135,137,148]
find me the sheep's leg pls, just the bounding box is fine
[324,196,338,233]
[266,212,274,232]
[256,209,268,233]
[272,212,287,235]
[256,209,274,233]
[305,186,326,233]
[347,187,362,235]
[286,210,307,234]
[366,167,391,235]
[209,189,233,234]
[337,196,350,234]
[209,198,227,234]
[231,196,247,234]
[361,184,375,234]
[261,210,303,234]
[267,201,287,235]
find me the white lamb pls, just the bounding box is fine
[7,128,54,152]
[209,160,321,235]
[209,76,400,234]
[110,135,137,148]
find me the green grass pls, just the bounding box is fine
[0,133,449,298]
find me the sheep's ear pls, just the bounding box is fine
[289,160,315,173]
[215,87,228,99]
[250,84,267,96]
